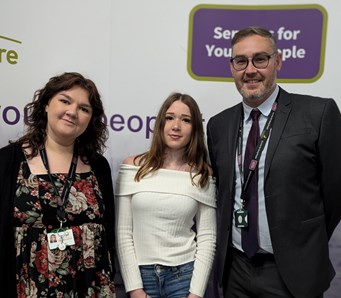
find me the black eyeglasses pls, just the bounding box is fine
[230,52,277,71]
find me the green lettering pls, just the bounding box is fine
[0,48,6,63]
[7,50,18,64]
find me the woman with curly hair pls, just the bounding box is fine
[0,72,116,297]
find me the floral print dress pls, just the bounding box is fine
[13,161,115,298]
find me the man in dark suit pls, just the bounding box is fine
[207,26,341,298]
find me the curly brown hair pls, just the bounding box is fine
[13,72,108,162]
[134,92,210,188]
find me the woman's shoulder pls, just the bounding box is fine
[0,143,24,178]
[122,155,142,166]
[88,153,111,175]
[0,142,22,157]
[89,152,108,164]
[122,156,135,165]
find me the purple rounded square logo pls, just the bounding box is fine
[187,4,327,83]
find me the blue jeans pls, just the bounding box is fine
[139,261,194,298]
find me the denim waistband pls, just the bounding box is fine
[139,261,194,273]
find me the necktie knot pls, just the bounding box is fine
[250,109,261,121]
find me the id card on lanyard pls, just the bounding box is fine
[40,145,78,250]
[234,102,277,228]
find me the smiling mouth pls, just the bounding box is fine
[169,134,181,139]
[244,80,262,89]
[63,118,76,125]
[245,79,261,83]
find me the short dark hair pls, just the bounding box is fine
[231,26,278,52]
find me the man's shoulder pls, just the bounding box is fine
[208,102,242,123]
[277,88,338,115]
[279,87,333,104]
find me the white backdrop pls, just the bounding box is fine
[1,1,340,297]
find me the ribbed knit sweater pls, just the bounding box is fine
[115,164,216,297]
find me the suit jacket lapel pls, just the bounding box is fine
[264,88,292,180]
[228,104,243,194]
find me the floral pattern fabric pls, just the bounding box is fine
[13,161,115,297]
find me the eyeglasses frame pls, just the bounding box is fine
[230,52,278,71]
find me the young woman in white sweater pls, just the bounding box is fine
[115,92,216,298]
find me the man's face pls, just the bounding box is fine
[230,35,282,107]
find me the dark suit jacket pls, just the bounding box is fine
[207,87,341,298]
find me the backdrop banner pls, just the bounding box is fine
[1,1,340,297]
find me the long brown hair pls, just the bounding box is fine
[13,72,108,162]
[134,92,210,187]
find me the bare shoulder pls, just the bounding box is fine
[122,156,135,165]
[122,155,141,166]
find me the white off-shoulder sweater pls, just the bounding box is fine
[115,164,216,297]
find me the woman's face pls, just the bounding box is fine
[45,86,93,145]
[163,100,192,151]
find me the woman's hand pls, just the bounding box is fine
[187,293,201,298]
[129,288,150,298]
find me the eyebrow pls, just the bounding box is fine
[59,92,93,109]
[234,51,270,57]
[166,112,191,117]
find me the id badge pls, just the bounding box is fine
[48,228,75,250]
[234,209,248,228]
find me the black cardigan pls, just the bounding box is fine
[0,143,116,296]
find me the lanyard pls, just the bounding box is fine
[39,145,78,223]
[237,101,277,207]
